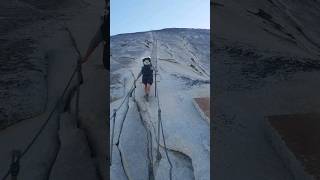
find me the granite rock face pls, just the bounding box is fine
[213,0,320,179]
[110,29,210,180]
[0,0,106,179]
[0,39,47,128]
[110,28,210,102]
[0,0,51,129]
[0,0,90,130]
[49,112,99,180]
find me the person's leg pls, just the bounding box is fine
[144,84,147,94]
[147,84,151,94]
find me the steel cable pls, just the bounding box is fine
[153,35,173,180]
[1,65,81,180]
[109,77,138,165]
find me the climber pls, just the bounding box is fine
[81,0,109,70]
[136,57,154,101]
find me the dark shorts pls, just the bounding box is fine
[142,76,153,85]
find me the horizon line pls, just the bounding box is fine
[111,27,210,36]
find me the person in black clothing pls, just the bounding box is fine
[81,1,109,70]
[137,57,154,100]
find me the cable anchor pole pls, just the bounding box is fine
[110,109,117,166]
[10,150,20,180]
[156,109,161,161]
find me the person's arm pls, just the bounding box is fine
[81,26,104,64]
[137,71,142,79]
[135,68,143,83]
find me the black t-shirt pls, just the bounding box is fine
[141,65,153,77]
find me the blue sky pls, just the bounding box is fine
[110,0,210,36]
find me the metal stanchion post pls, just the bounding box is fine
[10,150,20,180]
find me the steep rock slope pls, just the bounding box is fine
[0,0,106,179]
[213,0,320,179]
[111,28,210,101]
[110,28,210,180]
